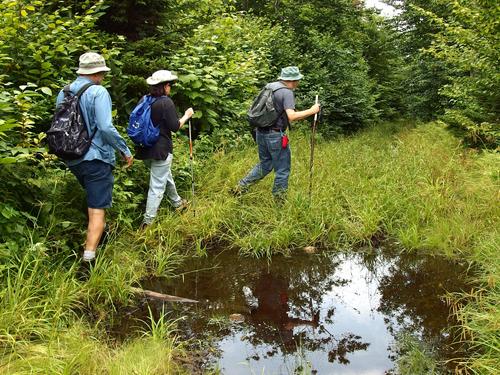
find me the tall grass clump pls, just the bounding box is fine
[449,231,500,374]
[0,238,185,374]
[0,205,185,373]
[0,241,81,357]
[151,121,498,259]
[392,332,441,375]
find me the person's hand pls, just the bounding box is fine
[184,107,194,119]
[310,103,321,114]
[122,154,134,168]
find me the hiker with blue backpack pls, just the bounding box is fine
[51,52,134,263]
[234,66,320,201]
[129,70,194,228]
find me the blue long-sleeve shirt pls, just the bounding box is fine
[56,76,131,167]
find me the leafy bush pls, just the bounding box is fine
[0,0,122,164]
[393,0,499,148]
[0,0,121,242]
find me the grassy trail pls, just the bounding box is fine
[1,122,498,374]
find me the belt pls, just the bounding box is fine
[258,127,281,133]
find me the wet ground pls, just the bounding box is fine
[112,246,470,374]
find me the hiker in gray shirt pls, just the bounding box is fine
[235,66,320,200]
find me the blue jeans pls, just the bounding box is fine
[143,154,182,224]
[240,130,291,195]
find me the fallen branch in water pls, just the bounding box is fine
[131,287,198,303]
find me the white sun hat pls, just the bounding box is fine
[146,70,179,85]
[76,52,111,75]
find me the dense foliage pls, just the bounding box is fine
[0,0,498,373]
[389,0,499,147]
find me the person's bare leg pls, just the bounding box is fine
[83,208,105,261]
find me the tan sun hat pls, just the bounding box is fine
[146,70,178,85]
[76,52,111,75]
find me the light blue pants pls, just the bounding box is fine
[143,154,182,224]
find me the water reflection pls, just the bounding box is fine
[115,247,469,374]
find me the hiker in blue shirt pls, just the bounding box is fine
[55,52,133,262]
[235,66,320,200]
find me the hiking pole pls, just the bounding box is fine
[188,119,195,216]
[308,95,319,202]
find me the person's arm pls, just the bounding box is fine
[162,98,194,131]
[179,108,194,128]
[93,87,133,165]
[286,104,320,122]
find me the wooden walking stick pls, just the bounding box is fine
[308,95,319,202]
[188,119,195,216]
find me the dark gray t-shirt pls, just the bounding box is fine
[268,81,295,129]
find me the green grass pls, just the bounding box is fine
[0,121,498,373]
[138,121,497,260]
[392,332,441,375]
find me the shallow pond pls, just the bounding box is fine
[113,246,470,374]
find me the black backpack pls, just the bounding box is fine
[247,83,289,128]
[46,82,95,160]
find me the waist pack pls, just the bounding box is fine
[127,95,160,148]
[247,83,288,128]
[46,83,95,160]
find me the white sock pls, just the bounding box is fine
[83,250,96,262]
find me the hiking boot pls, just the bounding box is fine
[230,184,248,197]
[76,262,91,282]
[273,192,287,206]
[174,199,189,212]
[77,253,95,281]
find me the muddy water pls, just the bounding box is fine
[114,247,470,374]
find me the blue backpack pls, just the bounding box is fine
[127,95,160,148]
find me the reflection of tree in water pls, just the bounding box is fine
[116,247,469,371]
[328,334,369,364]
[376,252,470,362]
[241,266,369,365]
[149,250,371,365]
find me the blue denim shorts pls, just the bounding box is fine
[69,160,114,209]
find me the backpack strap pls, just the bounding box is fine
[62,85,72,98]
[148,95,163,128]
[68,82,97,139]
[63,82,95,97]
[75,82,95,97]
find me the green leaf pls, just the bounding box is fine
[40,87,52,96]
[0,157,18,164]
[60,221,73,228]
[0,123,20,132]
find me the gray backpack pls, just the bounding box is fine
[247,83,288,128]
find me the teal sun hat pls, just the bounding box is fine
[278,66,304,81]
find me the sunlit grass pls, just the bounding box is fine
[144,122,498,261]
